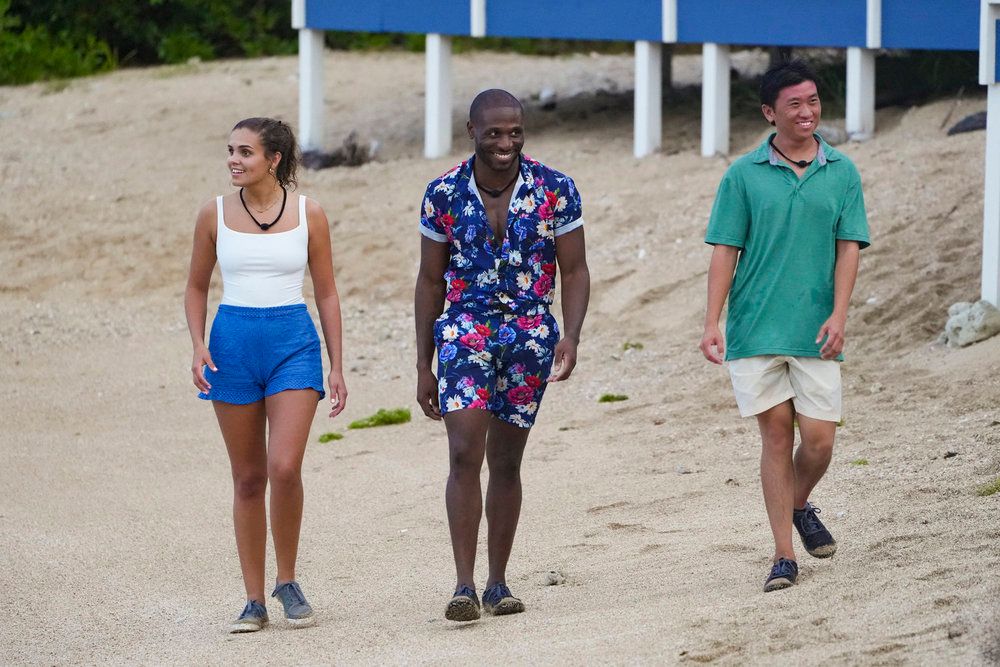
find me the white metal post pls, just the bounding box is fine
[298,28,325,151]
[981,1,1000,304]
[634,40,662,158]
[470,0,486,37]
[846,47,876,140]
[701,43,730,157]
[424,34,453,159]
[984,86,1000,305]
[662,0,677,43]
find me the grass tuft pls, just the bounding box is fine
[976,477,1000,497]
[851,458,869,466]
[599,394,629,403]
[348,408,411,430]
[318,432,344,443]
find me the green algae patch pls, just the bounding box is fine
[976,477,1000,497]
[348,408,412,429]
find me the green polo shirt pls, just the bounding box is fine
[705,133,870,361]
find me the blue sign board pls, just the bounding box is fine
[881,0,978,51]
[304,0,470,36]
[676,0,866,47]
[486,0,661,42]
[301,1,980,53]
[996,19,1000,84]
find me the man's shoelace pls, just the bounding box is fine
[454,585,477,599]
[797,505,825,535]
[770,559,797,577]
[484,583,512,603]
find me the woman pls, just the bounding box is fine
[185,117,347,633]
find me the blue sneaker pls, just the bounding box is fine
[445,585,480,622]
[229,600,268,633]
[271,581,315,628]
[764,558,799,592]
[793,502,837,558]
[482,582,525,616]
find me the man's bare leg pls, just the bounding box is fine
[484,417,530,588]
[443,409,491,590]
[793,414,836,508]
[756,400,797,561]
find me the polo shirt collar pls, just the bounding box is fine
[753,132,842,167]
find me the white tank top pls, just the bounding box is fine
[216,194,309,307]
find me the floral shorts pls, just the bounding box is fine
[433,306,559,429]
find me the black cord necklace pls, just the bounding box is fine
[769,136,817,169]
[239,186,287,231]
[477,170,520,198]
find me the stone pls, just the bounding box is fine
[539,87,557,111]
[817,124,848,146]
[301,131,375,169]
[544,570,566,586]
[948,301,973,317]
[944,300,1000,348]
[947,111,986,136]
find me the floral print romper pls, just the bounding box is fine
[420,155,584,428]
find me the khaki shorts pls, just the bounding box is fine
[727,355,841,422]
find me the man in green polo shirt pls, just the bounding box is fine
[700,60,870,593]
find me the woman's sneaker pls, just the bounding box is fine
[763,558,799,593]
[482,582,525,616]
[271,581,315,628]
[229,600,268,633]
[793,502,837,558]
[445,585,481,622]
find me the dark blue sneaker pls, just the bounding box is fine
[271,581,315,628]
[445,585,481,622]
[229,599,268,633]
[793,502,837,558]
[482,582,525,616]
[763,558,799,592]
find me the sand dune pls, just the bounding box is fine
[1,51,998,664]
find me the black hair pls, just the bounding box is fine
[469,89,523,124]
[759,59,819,109]
[231,117,299,189]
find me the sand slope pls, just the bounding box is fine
[1,52,998,665]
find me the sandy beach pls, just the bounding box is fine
[1,50,998,664]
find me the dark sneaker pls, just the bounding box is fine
[445,585,481,622]
[482,582,525,616]
[229,600,269,633]
[793,502,837,558]
[271,581,315,628]
[763,558,799,592]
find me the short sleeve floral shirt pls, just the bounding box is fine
[419,155,583,313]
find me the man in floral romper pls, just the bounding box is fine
[415,89,590,621]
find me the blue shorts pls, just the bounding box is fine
[199,304,325,405]
[433,306,559,429]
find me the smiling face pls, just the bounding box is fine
[227,128,280,188]
[468,105,524,174]
[762,79,821,142]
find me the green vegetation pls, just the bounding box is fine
[348,408,411,430]
[622,341,644,351]
[850,458,869,466]
[318,432,344,443]
[599,394,629,403]
[976,477,1000,497]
